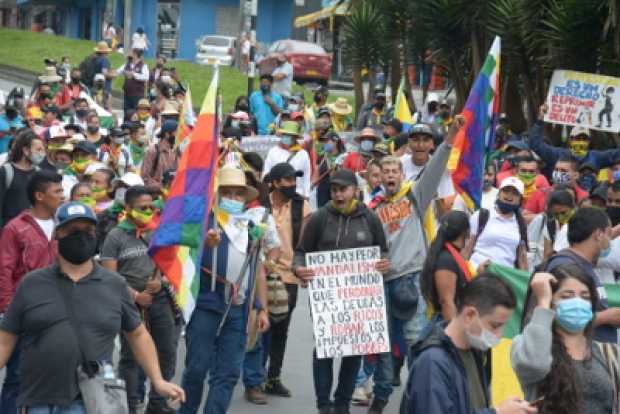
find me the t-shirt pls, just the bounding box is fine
[100,226,156,292]
[94,55,112,92]
[430,249,468,315]
[249,90,284,134]
[469,208,521,268]
[0,114,24,154]
[0,165,37,228]
[574,346,614,414]
[1,263,141,407]
[546,249,616,343]
[272,62,294,97]
[34,217,55,241]
[262,145,312,197]
[457,348,487,410]
[400,154,455,199]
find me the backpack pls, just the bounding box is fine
[2,163,39,190]
[475,208,528,267]
[266,273,289,323]
[79,55,98,88]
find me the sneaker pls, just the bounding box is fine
[245,386,268,405]
[368,399,388,414]
[332,406,350,414]
[364,378,374,399]
[264,378,292,397]
[352,386,370,406]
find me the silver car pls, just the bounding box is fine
[195,35,237,66]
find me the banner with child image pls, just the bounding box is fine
[544,70,620,133]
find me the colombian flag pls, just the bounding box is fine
[149,69,220,322]
[448,36,501,209]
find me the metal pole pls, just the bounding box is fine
[124,0,132,55]
[236,0,245,71]
[246,0,257,96]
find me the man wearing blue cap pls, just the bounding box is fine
[0,202,185,413]
[141,120,179,189]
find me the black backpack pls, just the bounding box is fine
[79,55,98,88]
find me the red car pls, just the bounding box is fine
[258,39,332,86]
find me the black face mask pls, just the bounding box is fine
[607,206,620,226]
[237,103,249,112]
[5,109,17,119]
[87,125,99,134]
[374,102,385,110]
[278,185,297,199]
[71,77,81,84]
[314,94,322,104]
[496,199,520,215]
[76,109,88,118]
[58,231,97,265]
[166,135,175,146]
[260,84,270,94]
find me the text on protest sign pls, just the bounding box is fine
[544,70,620,133]
[306,246,390,359]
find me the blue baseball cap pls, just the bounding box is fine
[55,202,97,228]
[160,119,179,134]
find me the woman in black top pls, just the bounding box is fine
[420,210,474,322]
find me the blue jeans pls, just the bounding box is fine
[0,339,21,414]
[25,400,86,413]
[312,349,361,409]
[179,306,246,414]
[355,356,376,387]
[243,334,265,388]
[373,272,427,401]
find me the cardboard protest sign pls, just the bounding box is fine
[544,70,620,133]
[306,246,390,359]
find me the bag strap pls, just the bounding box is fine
[476,208,490,243]
[291,197,304,249]
[52,274,96,377]
[3,163,13,189]
[150,144,160,178]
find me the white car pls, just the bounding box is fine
[195,35,237,66]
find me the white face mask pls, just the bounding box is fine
[465,314,501,351]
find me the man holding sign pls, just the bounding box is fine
[294,169,389,414]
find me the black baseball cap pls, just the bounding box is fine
[264,162,303,183]
[330,169,357,187]
[74,140,97,155]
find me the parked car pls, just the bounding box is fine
[258,39,332,86]
[195,35,237,66]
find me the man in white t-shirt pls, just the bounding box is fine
[262,121,311,197]
[400,123,454,199]
[0,170,63,413]
[271,54,294,99]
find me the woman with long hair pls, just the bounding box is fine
[512,264,619,414]
[420,210,475,322]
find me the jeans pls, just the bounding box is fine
[25,400,86,414]
[265,283,298,380]
[354,356,376,387]
[373,272,427,401]
[0,338,21,414]
[179,306,246,414]
[119,293,179,412]
[124,95,142,119]
[312,349,361,409]
[242,334,264,388]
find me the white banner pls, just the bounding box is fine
[306,246,390,359]
[544,69,620,133]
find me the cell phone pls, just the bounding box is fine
[530,396,545,407]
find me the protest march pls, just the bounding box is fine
[3,5,620,414]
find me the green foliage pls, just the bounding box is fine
[341,1,387,70]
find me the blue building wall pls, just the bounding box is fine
[129,0,158,58]
[257,0,293,47]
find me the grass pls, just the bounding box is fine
[0,28,355,113]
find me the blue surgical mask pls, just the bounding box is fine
[360,140,374,152]
[577,174,597,192]
[324,143,334,153]
[219,197,244,215]
[555,297,593,333]
[600,245,612,258]
[281,135,294,146]
[613,170,620,182]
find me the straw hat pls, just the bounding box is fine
[217,165,259,202]
[137,98,151,109]
[354,127,380,143]
[329,97,353,116]
[93,41,112,53]
[161,100,180,116]
[38,66,62,83]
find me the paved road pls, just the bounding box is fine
[0,75,406,413]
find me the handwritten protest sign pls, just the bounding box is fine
[239,135,280,158]
[306,246,390,359]
[544,70,620,133]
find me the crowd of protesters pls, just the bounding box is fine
[1,35,620,414]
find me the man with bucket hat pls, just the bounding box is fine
[179,165,270,414]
